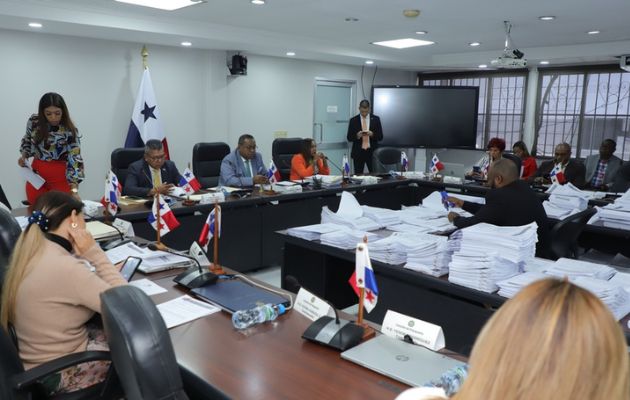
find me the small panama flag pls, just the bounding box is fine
[401,151,409,172]
[348,242,379,313]
[179,168,201,195]
[198,206,221,250]
[147,195,180,236]
[267,160,282,184]
[343,154,351,175]
[550,163,566,184]
[430,154,444,174]
[101,170,122,216]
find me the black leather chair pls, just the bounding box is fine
[0,208,22,297]
[610,161,630,193]
[0,325,115,400]
[502,153,522,177]
[0,185,10,210]
[549,207,597,260]
[192,142,230,188]
[110,148,145,187]
[101,286,189,400]
[272,138,304,180]
[372,147,401,173]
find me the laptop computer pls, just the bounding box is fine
[441,162,467,179]
[341,335,462,387]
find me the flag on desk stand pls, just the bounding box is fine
[101,170,122,216]
[267,160,282,184]
[124,68,171,159]
[348,242,379,313]
[147,195,180,236]
[401,151,409,172]
[343,155,351,176]
[179,168,201,194]
[550,164,566,184]
[198,206,221,251]
[430,154,444,175]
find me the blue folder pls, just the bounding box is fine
[191,278,290,313]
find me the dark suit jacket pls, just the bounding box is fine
[123,159,183,197]
[453,180,551,258]
[531,159,586,188]
[346,114,383,158]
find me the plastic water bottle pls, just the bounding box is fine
[232,303,286,330]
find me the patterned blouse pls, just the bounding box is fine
[20,114,84,184]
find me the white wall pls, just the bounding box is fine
[0,28,416,207]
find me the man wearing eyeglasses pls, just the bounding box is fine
[123,139,183,197]
[530,142,586,188]
[220,134,268,187]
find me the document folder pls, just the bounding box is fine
[191,278,290,313]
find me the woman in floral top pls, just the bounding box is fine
[18,93,84,204]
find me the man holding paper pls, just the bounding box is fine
[447,159,550,258]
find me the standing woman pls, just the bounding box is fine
[18,93,84,204]
[290,138,330,180]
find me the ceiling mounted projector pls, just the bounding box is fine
[490,21,527,69]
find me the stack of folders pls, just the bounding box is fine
[360,205,402,228]
[366,232,425,265]
[319,229,380,250]
[544,258,617,280]
[404,234,451,277]
[286,223,345,241]
[320,192,381,232]
[447,223,538,293]
[386,223,434,235]
[590,191,630,230]
[496,271,549,298]
[543,183,589,219]
[572,276,630,320]
[105,242,193,273]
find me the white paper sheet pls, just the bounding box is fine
[129,279,168,296]
[157,295,220,329]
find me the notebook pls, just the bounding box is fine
[191,278,290,313]
[341,335,461,387]
[85,221,121,240]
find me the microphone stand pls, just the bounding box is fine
[210,202,225,275]
[149,243,218,289]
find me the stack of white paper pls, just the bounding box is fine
[286,223,345,241]
[544,258,617,280]
[496,271,548,298]
[319,230,380,250]
[543,183,589,219]
[367,233,410,265]
[320,192,381,231]
[404,234,452,277]
[360,205,401,227]
[572,276,630,320]
[523,257,556,273]
[386,223,434,235]
[591,207,630,230]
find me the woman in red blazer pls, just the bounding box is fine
[513,141,537,179]
[290,138,330,180]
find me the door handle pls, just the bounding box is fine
[313,123,323,142]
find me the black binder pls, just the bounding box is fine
[191,278,290,313]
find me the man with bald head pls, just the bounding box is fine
[530,143,586,188]
[447,158,550,258]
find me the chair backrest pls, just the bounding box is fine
[0,185,10,210]
[272,138,304,180]
[372,147,401,173]
[549,207,597,259]
[110,148,145,187]
[502,153,522,177]
[0,208,22,297]
[0,326,26,400]
[610,161,630,193]
[192,142,230,188]
[101,286,189,400]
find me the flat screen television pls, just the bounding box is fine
[371,86,479,148]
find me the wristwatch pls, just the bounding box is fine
[71,187,78,194]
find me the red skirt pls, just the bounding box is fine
[26,159,71,205]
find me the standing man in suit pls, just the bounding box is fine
[447,159,550,258]
[530,143,586,188]
[123,139,183,197]
[584,139,622,191]
[346,99,383,174]
[220,134,268,187]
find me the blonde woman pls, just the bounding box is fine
[0,191,126,395]
[397,279,630,400]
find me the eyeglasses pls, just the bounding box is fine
[147,154,166,161]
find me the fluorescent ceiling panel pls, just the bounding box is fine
[372,38,434,49]
[114,0,204,11]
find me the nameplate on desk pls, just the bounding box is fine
[443,176,463,184]
[113,218,134,237]
[294,288,335,321]
[200,192,225,204]
[382,310,445,351]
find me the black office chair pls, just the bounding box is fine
[0,325,115,400]
[110,148,145,187]
[192,142,230,188]
[372,147,401,173]
[549,207,597,260]
[502,153,522,177]
[101,286,189,400]
[0,185,10,210]
[610,161,630,193]
[0,208,22,298]
[272,138,304,180]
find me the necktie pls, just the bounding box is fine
[152,168,162,187]
[361,116,370,150]
[244,160,252,177]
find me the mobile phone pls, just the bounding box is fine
[119,256,143,281]
[472,166,481,173]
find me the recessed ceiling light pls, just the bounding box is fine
[403,9,420,18]
[251,0,265,4]
[538,16,556,21]
[372,38,434,49]
[286,52,295,56]
[365,60,374,65]
[345,17,359,22]
[587,30,600,35]
[478,64,488,68]
[539,61,550,65]
[415,31,428,35]
[469,42,481,47]
[181,41,192,47]
[28,22,42,28]
[114,0,204,11]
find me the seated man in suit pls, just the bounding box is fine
[219,134,268,187]
[123,139,183,197]
[447,158,550,258]
[584,139,622,191]
[529,143,586,188]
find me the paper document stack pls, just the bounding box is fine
[105,242,193,273]
[496,271,548,298]
[367,233,409,265]
[319,229,379,250]
[361,205,402,227]
[320,192,381,231]
[286,223,344,241]
[543,183,589,219]
[86,221,121,240]
[544,257,617,280]
[272,181,303,193]
[404,234,452,277]
[386,223,434,235]
[572,276,630,320]
[589,191,630,230]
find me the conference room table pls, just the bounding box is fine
[143,268,414,400]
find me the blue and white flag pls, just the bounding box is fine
[101,170,122,216]
[343,154,351,175]
[401,151,409,171]
[349,242,379,313]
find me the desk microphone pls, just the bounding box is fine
[147,243,218,289]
